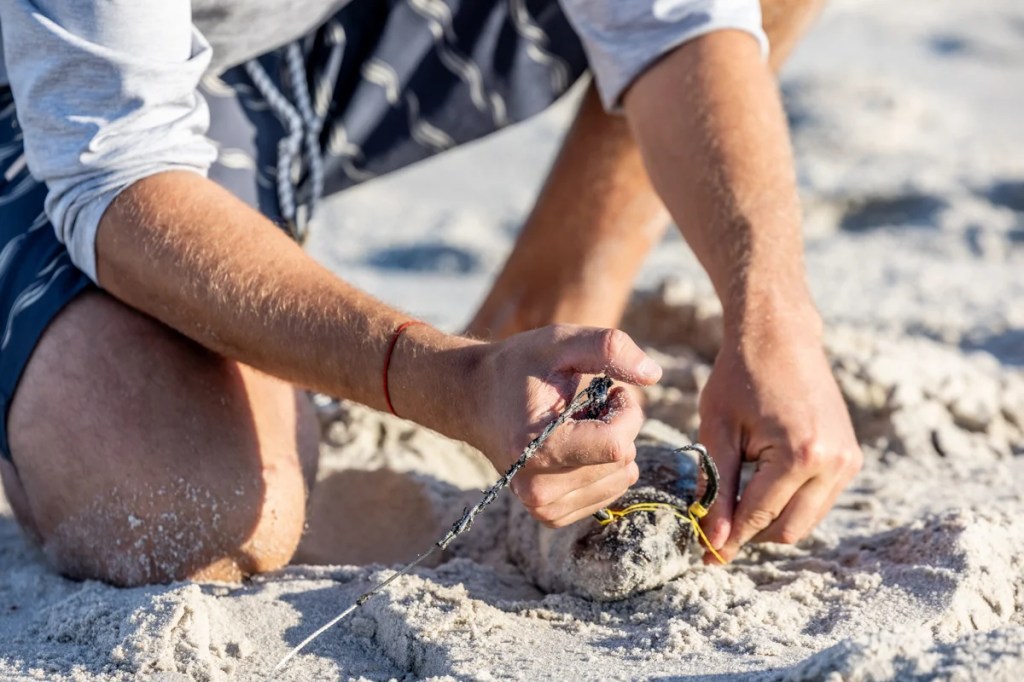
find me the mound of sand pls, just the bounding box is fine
[3,279,1022,681]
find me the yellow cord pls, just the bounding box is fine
[596,502,726,564]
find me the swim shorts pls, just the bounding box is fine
[0,0,587,460]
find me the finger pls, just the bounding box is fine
[528,461,641,528]
[718,459,809,562]
[551,327,662,386]
[749,476,832,545]
[513,444,636,509]
[811,448,863,528]
[532,388,643,469]
[810,476,852,532]
[697,420,741,554]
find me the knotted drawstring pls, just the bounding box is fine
[595,443,725,563]
[596,501,726,564]
[243,34,344,242]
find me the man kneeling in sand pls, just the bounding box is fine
[0,0,861,585]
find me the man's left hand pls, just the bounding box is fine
[697,312,863,563]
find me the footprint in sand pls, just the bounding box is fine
[365,242,480,274]
[838,193,948,232]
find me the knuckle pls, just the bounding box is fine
[825,445,863,481]
[777,526,804,545]
[847,448,865,476]
[627,461,640,486]
[612,467,638,497]
[599,328,629,361]
[620,441,637,466]
[547,515,572,529]
[536,512,561,528]
[605,440,626,465]
[529,505,558,527]
[515,482,547,509]
[744,508,777,532]
[793,441,827,469]
[610,483,630,501]
[547,323,573,342]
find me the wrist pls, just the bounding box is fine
[446,339,491,450]
[386,325,488,446]
[720,274,822,343]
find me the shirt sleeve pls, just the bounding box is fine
[0,0,217,282]
[558,0,769,111]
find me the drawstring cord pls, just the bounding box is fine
[595,443,726,564]
[597,501,725,564]
[284,42,325,229]
[243,34,343,242]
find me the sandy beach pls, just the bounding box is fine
[2,0,1023,679]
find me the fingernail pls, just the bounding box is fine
[637,356,662,381]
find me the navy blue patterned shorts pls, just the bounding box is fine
[0,0,586,460]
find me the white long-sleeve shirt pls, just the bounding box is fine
[0,0,766,282]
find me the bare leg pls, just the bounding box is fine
[0,291,318,586]
[467,0,826,340]
[762,0,827,70]
[467,82,668,339]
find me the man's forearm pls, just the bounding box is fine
[623,30,819,337]
[96,171,482,442]
[624,27,862,562]
[95,171,666,528]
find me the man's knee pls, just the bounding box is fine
[4,290,318,586]
[38,450,309,586]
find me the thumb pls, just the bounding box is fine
[552,327,662,386]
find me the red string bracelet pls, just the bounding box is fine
[382,320,426,417]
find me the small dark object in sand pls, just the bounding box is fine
[508,423,718,601]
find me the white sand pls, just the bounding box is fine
[2,0,1024,679]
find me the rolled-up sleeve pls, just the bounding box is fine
[558,0,769,111]
[0,1,217,282]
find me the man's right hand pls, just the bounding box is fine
[465,325,661,528]
[97,175,660,531]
